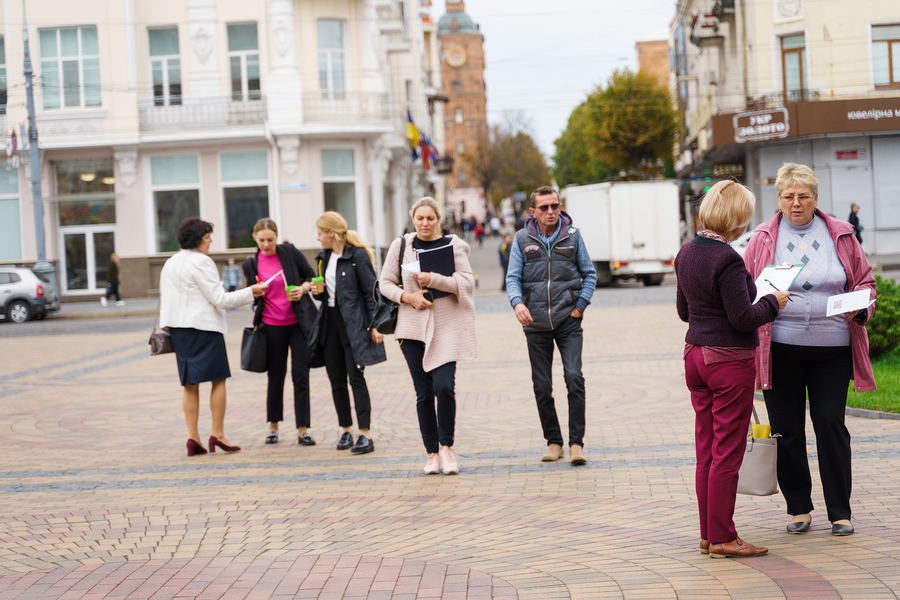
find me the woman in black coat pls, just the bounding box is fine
[242,218,318,446]
[309,211,386,454]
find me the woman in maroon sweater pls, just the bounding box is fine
[675,180,789,558]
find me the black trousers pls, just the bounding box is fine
[400,339,456,454]
[763,342,853,522]
[525,315,586,447]
[265,322,310,428]
[105,283,120,301]
[323,307,371,430]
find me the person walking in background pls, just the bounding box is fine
[473,221,485,247]
[159,217,268,456]
[309,211,386,455]
[506,185,597,466]
[848,203,863,245]
[498,233,513,291]
[676,181,788,559]
[745,163,876,537]
[380,197,476,475]
[242,218,318,447]
[101,253,124,307]
[222,258,242,292]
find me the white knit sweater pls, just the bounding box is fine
[380,233,477,372]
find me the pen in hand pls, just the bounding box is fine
[764,279,793,302]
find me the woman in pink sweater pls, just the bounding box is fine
[380,197,477,475]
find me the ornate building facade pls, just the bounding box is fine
[438,0,489,221]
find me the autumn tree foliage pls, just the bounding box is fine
[553,68,678,184]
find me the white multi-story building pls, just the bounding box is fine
[0,0,444,298]
[673,0,900,254]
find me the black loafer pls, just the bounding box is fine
[298,433,316,446]
[832,522,854,536]
[336,432,354,450]
[351,435,374,454]
[265,432,278,444]
[786,521,811,534]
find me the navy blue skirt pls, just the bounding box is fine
[169,327,231,385]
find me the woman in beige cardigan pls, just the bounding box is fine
[380,197,477,475]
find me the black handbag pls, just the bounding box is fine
[149,302,174,356]
[370,236,405,335]
[240,325,267,372]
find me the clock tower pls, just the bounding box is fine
[438,1,487,195]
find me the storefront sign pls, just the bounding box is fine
[836,149,867,160]
[733,108,790,143]
[712,162,744,177]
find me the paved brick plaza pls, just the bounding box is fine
[2,289,900,599]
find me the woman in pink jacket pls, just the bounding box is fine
[379,197,477,475]
[744,163,876,537]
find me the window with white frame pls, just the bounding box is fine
[227,23,260,101]
[781,34,807,100]
[149,27,181,106]
[222,152,269,248]
[455,108,463,124]
[456,140,465,156]
[322,149,357,230]
[40,26,100,109]
[0,171,20,260]
[874,24,900,87]
[151,156,200,253]
[318,20,345,98]
[0,36,7,114]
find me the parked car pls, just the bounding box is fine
[0,267,60,323]
[730,227,755,258]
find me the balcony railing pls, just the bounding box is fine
[303,92,390,123]
[138,96,267,131]
[746,89,821,110]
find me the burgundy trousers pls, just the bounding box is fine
[684,346,756,544]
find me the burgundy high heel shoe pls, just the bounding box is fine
[209,436,241,453]
[186,439,207,456]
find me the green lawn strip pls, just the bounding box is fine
[847,346,900,413]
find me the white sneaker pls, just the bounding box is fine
[423,453,441,475]
[439,445,458,475]
[100,297,107,307]
[116,301,125,306]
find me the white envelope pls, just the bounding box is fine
[825,289,875,317]
[401,260,421,275]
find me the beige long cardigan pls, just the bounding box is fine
[379,233,477,372]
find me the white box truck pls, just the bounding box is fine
[562,180,681,286]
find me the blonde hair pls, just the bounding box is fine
[410,197,443,223]
[316,211,375,264]
[698,180,755,234]
[775,163,818,197]
[253,218,278,236]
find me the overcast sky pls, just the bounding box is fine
[430,0,674,163]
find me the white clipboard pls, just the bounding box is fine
[753,263,803,304]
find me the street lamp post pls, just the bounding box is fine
[21,0,57,289]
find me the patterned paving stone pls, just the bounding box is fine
[3,281,900,599]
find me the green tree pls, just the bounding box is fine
[552,102,614,187]
[584,68,678,172]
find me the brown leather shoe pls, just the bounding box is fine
[699,539,709,554]
[709,537,768,558]
[569,444,587,465]
[541,444,564,462]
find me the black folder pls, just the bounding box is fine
[417,243,455,299]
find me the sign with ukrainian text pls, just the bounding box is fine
[733,108,790,143]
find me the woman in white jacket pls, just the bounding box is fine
[159,217,268,456]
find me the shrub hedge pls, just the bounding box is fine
[867,274,900,358]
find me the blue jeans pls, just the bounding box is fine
[525,315,586,447]
[400,339,456,454]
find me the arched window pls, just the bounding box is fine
[450,18,460,31]
[455,108,463,124]
[452,79,462,92]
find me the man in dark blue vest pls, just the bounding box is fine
[506,186,597,465]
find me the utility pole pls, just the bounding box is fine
[22,0,56,289]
